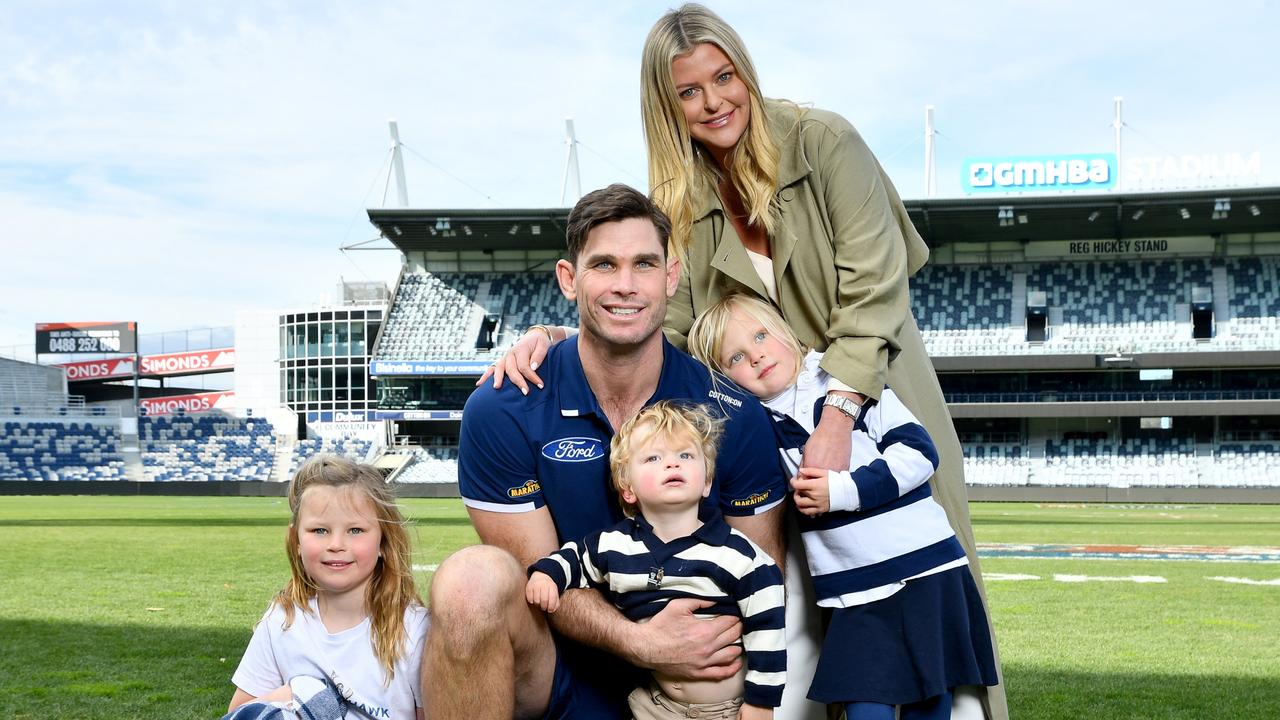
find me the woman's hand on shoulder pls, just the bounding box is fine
[476,328,554,394]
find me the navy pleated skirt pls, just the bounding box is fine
[807,566,999,706]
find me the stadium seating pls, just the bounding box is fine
[1209,442,1280,488]
[386,445,458,484]
[962,443,1030,487]
[1030,258,1212,326]
[0,420,126,481]
[913,258,1280,356]
[1038,437,1198,488]
[372,260,1279,361]
[0,366,56,406]
[911,264,1013,332]
[288,434,375,475]
[139,414,275,482]
[378,273,486,359]
[1226,256,1280,320]
[961,436,1280,489]
[376,271,574,361]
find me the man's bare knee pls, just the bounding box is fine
[430,545,529,652]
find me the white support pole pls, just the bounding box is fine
[561,117,581,205]
[924,105,937,199]
[1113,97,1123,192]
[389,119,409,208]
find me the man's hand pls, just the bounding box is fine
[476,328,553,394]
[791,467,831,516]
[627,598,744,680]
[525,571,562,613]
[739,703,773,720]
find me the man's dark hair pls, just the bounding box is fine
[564,183,673,264]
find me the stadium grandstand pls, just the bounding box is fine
[1,356,127,482]
[362,186,1280,501]
[0,327,379,492]
[4,187,1278,501]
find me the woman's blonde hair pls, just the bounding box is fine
[609,400,724,517]
[641,3,783,268]
[687,293,806,390]
[279,454,421,684]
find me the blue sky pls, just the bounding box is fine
[2,0,1277,352]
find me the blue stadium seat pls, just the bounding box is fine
[139,413,275,482]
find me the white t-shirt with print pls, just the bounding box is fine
[232,598,428,719]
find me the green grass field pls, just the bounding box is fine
[1,497,1276,719]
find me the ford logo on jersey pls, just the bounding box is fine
[541,437,605,462]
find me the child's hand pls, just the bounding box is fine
[792,466,831,516]
[525,571,561,613]
[739,702,773,720]
[261,684,294,703]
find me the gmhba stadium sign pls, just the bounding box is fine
[963,154,1116,193]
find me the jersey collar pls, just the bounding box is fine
[554,334,679,422]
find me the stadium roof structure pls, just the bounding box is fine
[367,185,1280,254]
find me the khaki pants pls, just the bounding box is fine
[627,684,744,720]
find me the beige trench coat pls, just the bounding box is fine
[663,100,1008,720]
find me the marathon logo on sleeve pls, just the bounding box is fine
[731,492,772,508]
[541,437,605,463]
[507,480,542,498]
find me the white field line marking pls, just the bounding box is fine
[1207,576,1280,586]
[412,564,439,573]
[977,543,1280,563]
[1054,574,1167,583]
[986,573,1042,581]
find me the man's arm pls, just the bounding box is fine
[468,506,745,680]
[725,503,786,573]
[552,578,745,681]
[467,506,560,568]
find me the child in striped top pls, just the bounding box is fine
[526,400,786,720]
[688,294,998,720]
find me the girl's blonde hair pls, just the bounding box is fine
[641,3,784,268]
[609,400,724,517]
[687,293,806,390]
[280,454,421,684]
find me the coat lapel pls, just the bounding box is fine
[708,210,770,298]
[766,101,814,293]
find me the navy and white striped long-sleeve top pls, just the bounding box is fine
[767,351,969,608]
[529,511,787,708]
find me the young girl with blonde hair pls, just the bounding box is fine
[689,294,998,720]
[228,455,428,719]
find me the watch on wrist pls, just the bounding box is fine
[823,394,862,422]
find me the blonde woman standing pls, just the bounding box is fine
[487,5,1005,719]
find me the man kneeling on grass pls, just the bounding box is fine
[421,184,787,720]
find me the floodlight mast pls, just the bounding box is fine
[1113,97,1124,192]
[924,105,936,199]
[561,117,581,205]
[389,119,410,207]
[134,333,140,417]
